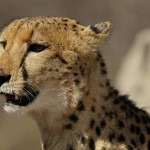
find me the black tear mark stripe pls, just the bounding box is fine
[20,53,28,68]
[19,22,39,68]
[22,65,28,80]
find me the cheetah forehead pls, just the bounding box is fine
[1,17,112,49]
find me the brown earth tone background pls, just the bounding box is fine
[0,1,150,106]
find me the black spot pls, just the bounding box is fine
[141,115,150,124]
[57,55,68,64]
[146,126,150,134]
[69,114,78,123]
[108,133,116,142]
[62,18,68,22]
[141,115,148,124]
[100,62,105,67]
[76,21,80,24]
[91,106,95,112]
[22,65,28,80]
[147,140,150,150]
[100,120,106,129]
[117,134,125,143]
[88,138,95,150]
[135,126,141,134]
[130,124,141,134]
[120,105,126,111]
[90,119,95,129]
[117,120,125,129]
[106,80,110,86]
[73,73,79,76]
[74,79,80,85]
[77,101,85,111]
[134,114,141,123]
[64,123,72,129]
[108,87,119,98]
[139,133,145,145]
[67,67,72,70]
[130,124,135,133]
[79,66,85,76]
[90,25,100,34]
[130,139,137,148]
[105,111,115,119]
[101,69,107,75]
[81,136,86,144]
[64,23,68,26]
[95,126,101,136]
[72,24,77,28]
[113,98,119,104]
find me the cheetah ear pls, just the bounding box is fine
[80,22,112,48]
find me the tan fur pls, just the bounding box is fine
[0,17,149,150]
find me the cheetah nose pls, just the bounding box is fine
[0,69,11,86]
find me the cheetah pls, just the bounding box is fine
[0,17,150,150]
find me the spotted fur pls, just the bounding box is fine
[0,17,150,150]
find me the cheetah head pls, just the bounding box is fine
[0,17,111,114]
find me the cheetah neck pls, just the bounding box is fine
[29,52,150,150]
[31,52,123,149]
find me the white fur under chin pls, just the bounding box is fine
[4,81,69,126]
[27,82,69,121]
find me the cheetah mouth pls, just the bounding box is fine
[3,91,39,107]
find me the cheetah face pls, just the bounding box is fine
[0,17,111,111]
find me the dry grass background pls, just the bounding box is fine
[0,99,43,150]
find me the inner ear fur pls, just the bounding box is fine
[80,22,112,48]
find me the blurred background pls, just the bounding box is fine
[0,0,150,109]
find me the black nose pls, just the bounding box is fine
[0,69,11,86]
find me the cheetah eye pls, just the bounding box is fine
[27,43,48,53]
[0,41,7,49]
